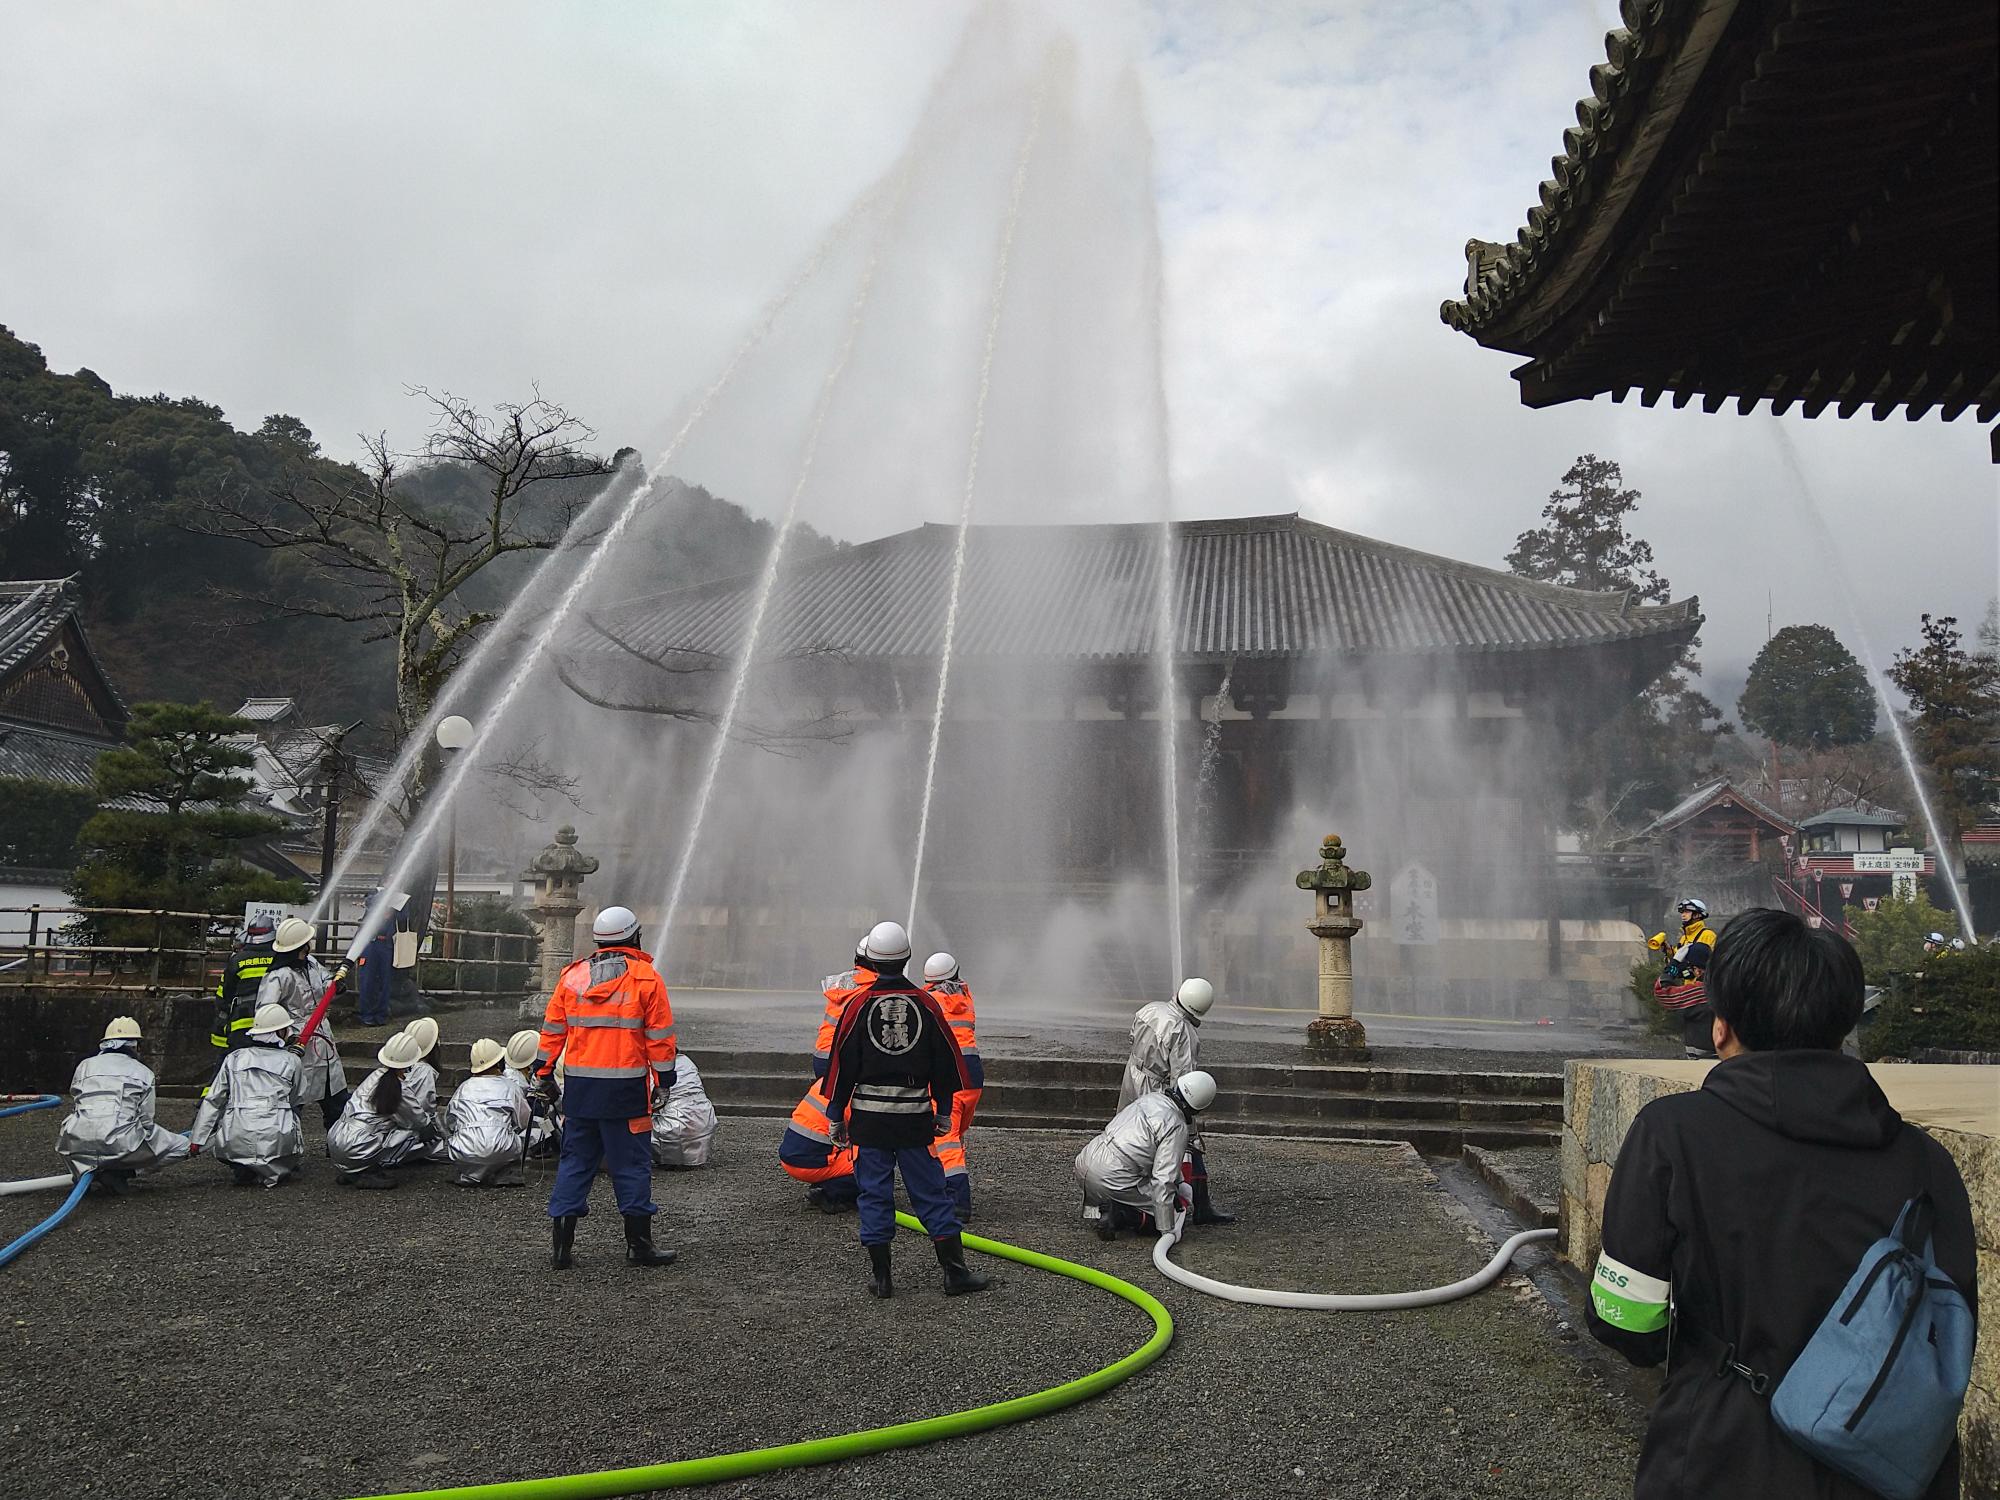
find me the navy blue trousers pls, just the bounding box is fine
[355,939,393,1025]
[855,1142,958,1245]
[548,1117,655,1219]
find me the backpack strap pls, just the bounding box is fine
[1892,1191,1935,1260]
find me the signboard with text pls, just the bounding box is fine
[1852,850,1925,873]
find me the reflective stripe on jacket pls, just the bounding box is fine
[536,945,676,1119]
[779,1078,856,1182]
[824,975,966,1150]
[812,965,875,1077]
[212,945,274,1048]
[926,977,984,1089]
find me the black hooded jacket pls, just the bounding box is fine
[1587,1050,1978,1499]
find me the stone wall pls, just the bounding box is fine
[1563,1058,1999,1496]
[0,989,215,1093]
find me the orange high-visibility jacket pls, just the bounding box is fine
[925,977,983,1089]
[812,963,875,1078]
[779,1078,856,1184]
[536,945,676,1120]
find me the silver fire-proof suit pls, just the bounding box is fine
[649,1052,717,1168]
[189,1041,307,1186]
[56,1048,192,1177]
[445,1071,530,1185]
[325,1067,442,1174]
[1073,1090,1191,1229]
[507,1065,559,1154]
[1118,999,1204,1153]
[257,959,347,1104]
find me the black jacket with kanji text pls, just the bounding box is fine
[1585,1049,1977,1500]
[824,972,967,1150]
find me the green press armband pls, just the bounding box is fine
[1591,1252,1670,1332]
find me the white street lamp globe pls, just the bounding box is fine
[435,715,475,752]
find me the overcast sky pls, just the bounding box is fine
[3,0,1994,694]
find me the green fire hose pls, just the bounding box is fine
[353,1210,1173,1500]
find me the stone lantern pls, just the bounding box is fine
[1297,833,1371,1057]
[523,825,598,1010]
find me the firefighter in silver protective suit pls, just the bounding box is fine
[56,1016,194,1191]
[446,1037,531,1187]
[505,1029,559,1157]
[649,1050,718,1169]
[401,1015,446,1133]
[256,918,349,1128]
[1075,1070,1217,1239]
[189,1002,309,1188]
[326,1031,444,1188]
[1118,977,1235,1225]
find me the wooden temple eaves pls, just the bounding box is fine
[1440,0,1999,450]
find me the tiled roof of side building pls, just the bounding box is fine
[0,576,128,724]
[589,514,1701,665]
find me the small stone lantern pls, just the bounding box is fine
[1297,833,1371,1057]
[523,825,598,1011]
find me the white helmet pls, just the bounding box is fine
[102,1015,143,1043]
[1174,1070,1217,1112]
[1676,898,1709,919]
[864,920,911,963]
[1926,931,1947,945]
[504,1029,541,1072]
[468,1037,505,1074]
[923,952,959,984]
[272,917,316,954]
[249,1003,294,1037]
[377,1031,425,1070]
[593,905,641,944]
[1176,977,1215,1017]
[404,1015,440,1059]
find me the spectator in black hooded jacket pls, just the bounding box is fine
[1587,907,1978,1500]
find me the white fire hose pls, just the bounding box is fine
[0,1174,74,1197]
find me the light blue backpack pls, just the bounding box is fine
[1768,1194,1974,1500]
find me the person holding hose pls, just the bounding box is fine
[1119,977,1234,1226]
[533,905,678,1271]
[257,918,350,1128]
[56,1016,194,1192]
[1076,1070,1216,1240]
[1649,898,1717,1060]
[209,915,276,1052]
[189,1002,308,1188]
[825,920,987,1299]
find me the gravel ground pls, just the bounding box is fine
[0,1108,1648,1500]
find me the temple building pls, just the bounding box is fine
[1440,0,1997,449]
[568,514,1699,1006]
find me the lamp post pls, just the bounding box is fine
[435,714,475,961]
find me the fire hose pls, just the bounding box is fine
[0,1170,94,1269]
[350,1209,1174,1500]
[0,1096,73,1199]
[0,1093,61,1120]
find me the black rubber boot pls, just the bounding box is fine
[551,1214,579,1270]
[934,1234,990,1295]
[1191,1179,1236,1226]
[623,1215,676,1267]
[866,1243,894,1298]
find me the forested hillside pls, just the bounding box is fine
[0,325,837,752]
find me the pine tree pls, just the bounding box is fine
[1887,614,2000,843]
[1739,624,1876,750]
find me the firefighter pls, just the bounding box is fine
[400,1015,446,1148]
[1075,1070,1216,1240]
[1119,977,1235,1226]
[1648,898,1718,1059]
[209,915,277,1051]
[825,920,987,1298]
[189,1003,308,1188]
[257,918,350,1128]
[506,1028,558,1157]
[813,934,875,1079]
[533,905,677,1271]
[779,1076,858,1213]
[326,1031,442,1188]
[446,1037,531,1187]
[56,1016,194,1192]
[922,951,982,1219]
[649,1051,718,1169]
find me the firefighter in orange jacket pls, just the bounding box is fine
[534,905,677,1271]
[923,951,982,1219]
[812,935,875,1079]
[778,1077,859,1212]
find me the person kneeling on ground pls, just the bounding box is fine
[826,920,987,1298]
[57,1016,194,1193]
[400,1015,448,1155]
[650,1050,718,1169]
[779,1076,858,1213]
[327,1031,443,1188]
[446,1036,531,1187]
[505,1028,560,1157]
[189,1003,308,1188]
[1588,907,1979,1500]
[1076,1069,1215,1240]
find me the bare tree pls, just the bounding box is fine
[185,388,618,756]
